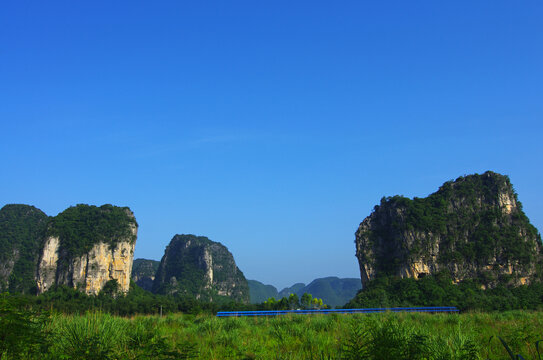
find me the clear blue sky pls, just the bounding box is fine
[1,1,542,290]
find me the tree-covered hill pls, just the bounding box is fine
[247,280,279,304]
[0,204,49,293]
[303,277,361,307]
[249,277,362,307]
[278,283,306,299]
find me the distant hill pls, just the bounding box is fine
[248,277,362,307]
[303,277,362,307]
[132,258,160,291]
[278,283,306,299]
[247,280,278,304]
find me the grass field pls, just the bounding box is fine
[2,310,543,359]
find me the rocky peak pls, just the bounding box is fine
[153,234,250,303]
[355,171,542,288]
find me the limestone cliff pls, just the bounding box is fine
[355,172,542,288]
[153,234,250,303]
[36,204,137,295]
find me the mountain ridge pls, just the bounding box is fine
[248,277,362,307]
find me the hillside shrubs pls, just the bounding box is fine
[346,272,543,312]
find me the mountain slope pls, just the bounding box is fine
[247,280,278,304]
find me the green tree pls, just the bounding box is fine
[288,293,299,310]
[300,293,312,309]
[312,297,323,310]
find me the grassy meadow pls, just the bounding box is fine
[2,309,543,359]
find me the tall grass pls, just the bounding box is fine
[51,312,128,359]
[1,309,542,359]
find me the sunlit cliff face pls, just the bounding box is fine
[37,222,137,295]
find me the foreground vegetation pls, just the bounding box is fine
[2,292,542,360]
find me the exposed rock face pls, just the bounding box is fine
[355,172,542,289]
[153,234,250,303]
[37,239,136,295]
[0,204,49,293]
[132,258,160,291]
[0,203,138,295]
[36,204,138,295]
[36,236,60,293]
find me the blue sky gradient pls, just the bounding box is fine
[1,1,542,289]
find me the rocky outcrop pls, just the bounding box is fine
[355,172,542,288]
[37,237,136,295]
[0,203,138,295]
[36,204,138,295]
[153,234,250,303]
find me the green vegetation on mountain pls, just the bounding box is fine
[278,283,306,299]
[247,280,278,304]
[276,278,362,307]
[249,278,362,307]
[153,234,250,303]
[0,205,49,294]
[48,204,137,260]
[303,277,361,307]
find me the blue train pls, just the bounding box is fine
[216,306,459,317]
